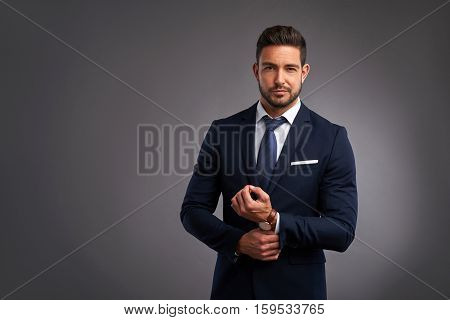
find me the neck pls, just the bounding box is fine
[260,97,298,118]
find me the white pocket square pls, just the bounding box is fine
[290,160,319,166]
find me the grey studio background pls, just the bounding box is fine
[1,0,449,299]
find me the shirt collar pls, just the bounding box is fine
[256,97,301,125]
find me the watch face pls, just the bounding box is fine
[258,221,271,231]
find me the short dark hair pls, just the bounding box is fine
[256,25,307,66]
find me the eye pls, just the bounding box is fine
[264,66,273,70]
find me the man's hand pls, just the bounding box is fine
[231,185,272,223]
[236,228,280,261]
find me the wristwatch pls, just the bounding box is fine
[258,208,277,231]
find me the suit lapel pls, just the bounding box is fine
[265,103,312,195]
[239,102,259,187]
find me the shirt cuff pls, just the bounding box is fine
[275,211,280,234]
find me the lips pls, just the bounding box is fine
[272,90,288,95]
[271,88,289,93]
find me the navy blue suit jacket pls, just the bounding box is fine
[180,102,357,299]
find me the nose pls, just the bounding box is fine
[274,70,285,86]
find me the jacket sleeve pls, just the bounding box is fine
[180,120,246,262]
[279,126,358,252]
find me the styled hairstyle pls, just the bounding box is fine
[256,25,307,66]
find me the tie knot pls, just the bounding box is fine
[263,115,287,131]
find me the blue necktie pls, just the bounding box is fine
[256,115,288,191]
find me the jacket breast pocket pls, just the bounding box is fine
[287,248,326,265]
[288,161,320,177]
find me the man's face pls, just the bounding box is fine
[253,45,309,109]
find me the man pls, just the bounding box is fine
[180,25,357,299]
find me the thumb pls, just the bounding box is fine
[249,185,267,199]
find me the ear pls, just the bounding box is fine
[301,63,311,83]
[252,62,259,81]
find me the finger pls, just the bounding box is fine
[261,242,280,251]
[261,251,280,261]
[261,249,281,257]
[256,229,278,237]
[241,185,256,205]
[249,186,269,202]
[260,229,276,235]
[231,196,241,215]
[260,234,280,244]
[254,230,278,242]
[235,191,244,213]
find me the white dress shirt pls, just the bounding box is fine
[254,97,302,234]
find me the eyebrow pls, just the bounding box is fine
[261,62,300,68]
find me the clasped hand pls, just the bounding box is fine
[230,185,272,223]
[231,185,280,261]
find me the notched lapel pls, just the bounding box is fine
[239,103,258,187]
